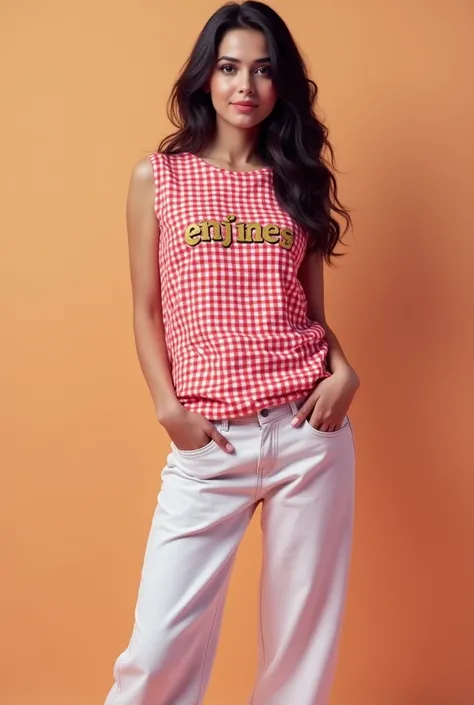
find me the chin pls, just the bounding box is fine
[233,117,261,127]
[219,113,262,130]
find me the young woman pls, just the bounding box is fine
[104,2,359,704]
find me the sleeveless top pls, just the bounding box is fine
[148,151,330,420]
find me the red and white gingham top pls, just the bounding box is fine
[148,151,329,420]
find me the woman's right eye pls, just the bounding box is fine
[220,65,235,74]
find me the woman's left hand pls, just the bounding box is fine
[291,368,360,432]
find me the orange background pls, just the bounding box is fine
[3,1,474,704]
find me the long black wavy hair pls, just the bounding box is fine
[157,1,352,263]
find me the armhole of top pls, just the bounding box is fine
[146,151,164,221]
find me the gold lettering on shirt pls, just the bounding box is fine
[262,224,280,244]
[200,219,221,242]
[184,223,202,246]
[184,215,294,250]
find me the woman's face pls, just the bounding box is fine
[208,28,278,130]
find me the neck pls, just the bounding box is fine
[204,121,262,166]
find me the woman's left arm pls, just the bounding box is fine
[294,250,360,430]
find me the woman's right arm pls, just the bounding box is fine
[125,156,181,422]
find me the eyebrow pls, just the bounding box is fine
[217,55,271,63]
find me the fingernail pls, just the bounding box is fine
[291,417,299,427]
[226,443,234,452]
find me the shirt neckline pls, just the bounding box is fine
[188,152,272,175]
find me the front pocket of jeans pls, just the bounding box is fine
[170,420,222,457]
[304,415,350,438]
[171,437,218,457]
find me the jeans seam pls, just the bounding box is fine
[250,541,266,705]
[196,550,234,704]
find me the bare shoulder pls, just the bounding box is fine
[126,155,157,216]
[126,155,159,240]
[129,154,155,186]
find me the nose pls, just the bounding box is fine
[238,69,255,94]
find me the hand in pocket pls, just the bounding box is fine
[161,406,234,453]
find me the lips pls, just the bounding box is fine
[232,102,258,107]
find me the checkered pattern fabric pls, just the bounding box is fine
[148,151,329,419]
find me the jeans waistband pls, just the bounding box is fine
[220,396,307,432]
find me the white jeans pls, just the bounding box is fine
[104,397,355,705]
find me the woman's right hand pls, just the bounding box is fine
[159,403,234,454]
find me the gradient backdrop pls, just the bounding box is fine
[3,1,474,704]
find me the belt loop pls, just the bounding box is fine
[221,418,229,432]
[289,400,299,416]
